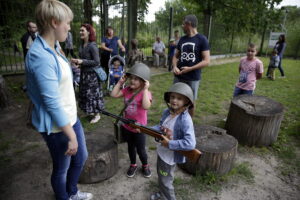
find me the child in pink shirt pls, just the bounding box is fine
[233,43,264,97]
[110,63,152,178]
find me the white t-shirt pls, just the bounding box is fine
[52,55,77,133]
[153,41,165,53]
[157,114,179,165]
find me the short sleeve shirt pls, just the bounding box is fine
[176,33,210,81]
[121,87,152,133]
[101,36,119,56]
[153,41,165,53]
[236,57,264,91]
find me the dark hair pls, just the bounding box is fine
[279,34,285,43]
[26,21,35,28]
[248,43,257,50]
[174,30,179,33]
[272,49,278,54]
[81,24,96,42]
[105,26,113,36]
[184,14,198,28]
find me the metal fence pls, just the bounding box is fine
[0,1,263,75]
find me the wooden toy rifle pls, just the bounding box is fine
[100,110,201,163]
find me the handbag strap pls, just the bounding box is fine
[115,88,142,124]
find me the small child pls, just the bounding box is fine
[150,82,196,200]
[71,64,80,87]
[110,63,152,178]
[109,59,123,88]
[268,49,280,80]
[233,43,264,97]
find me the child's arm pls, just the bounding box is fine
[110,75,126,98]
[142,80,152,110]
[256,60,264,80]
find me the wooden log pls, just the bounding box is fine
[0,75,10,109]
[225,94,284,146]
[79,131,118,184]
[178,125,238,175]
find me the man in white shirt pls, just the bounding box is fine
[152,36,167,68]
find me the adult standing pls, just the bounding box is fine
[152,36,168,68]
[100,26,126,74]
[172,14,210,117]
[274,34,286,78]
[174,30,180,45]
[25,0,92,200]
[20,21,38,59]
[71,24,104,124]
[65,31,76,58]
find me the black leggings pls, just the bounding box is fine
[121,126,148,165]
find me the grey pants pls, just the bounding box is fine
[157,155,176,200]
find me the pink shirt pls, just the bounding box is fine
[236,57,263,91]
[121,87,152,133]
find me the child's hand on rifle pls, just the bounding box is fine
[160,134,169,148]
[160,126,173,140]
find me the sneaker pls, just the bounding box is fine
[90,114,100,124]
[150,192,162,200]
[127,164,138,178]
[69,190,93,200]
[142,164,152,178]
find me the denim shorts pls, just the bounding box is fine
[173,76,200,100]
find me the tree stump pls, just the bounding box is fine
[0,75,10,109]
[178,125,238,175]
[79,131,118,184]
[225,95,284,146]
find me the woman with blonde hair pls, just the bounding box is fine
[25,0,92,199]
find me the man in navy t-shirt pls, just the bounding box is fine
[172,14,210,117]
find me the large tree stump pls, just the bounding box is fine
[178,125,238,175]
[79,131,118,183]
[225,95,284,146]
[0,75,10,109]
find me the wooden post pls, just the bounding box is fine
[225,95,284,146]
[0,75,10,109]
[178,125,238,175]
[79,131,118,183]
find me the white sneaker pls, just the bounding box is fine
[90,114,100,124]
[69,190,93,200]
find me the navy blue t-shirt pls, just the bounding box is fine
[101,36,119,56]
[176,33,209,81]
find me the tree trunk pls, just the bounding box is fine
[178,125,238,175]
[225,95,284,146]
[0,75,9,109]
[79,131,118,183]
[84,0,93,25]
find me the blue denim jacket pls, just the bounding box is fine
[152,108,196,163]
[25,35,72,134]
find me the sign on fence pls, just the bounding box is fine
[268,32,285,48]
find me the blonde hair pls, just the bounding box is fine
[35,0,73,34]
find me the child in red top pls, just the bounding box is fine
[111,63,152,178]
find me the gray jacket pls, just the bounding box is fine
[79,41,100,72]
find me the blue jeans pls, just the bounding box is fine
[41,119,88,200]
[233,86,253,97]
[173,76,200,100]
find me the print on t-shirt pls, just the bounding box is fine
[181,42,196,63]
[125,98,137,115]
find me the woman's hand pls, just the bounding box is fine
[65,138,78,156]
[71,58,83,66]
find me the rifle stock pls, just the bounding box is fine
[100,110,201,163]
